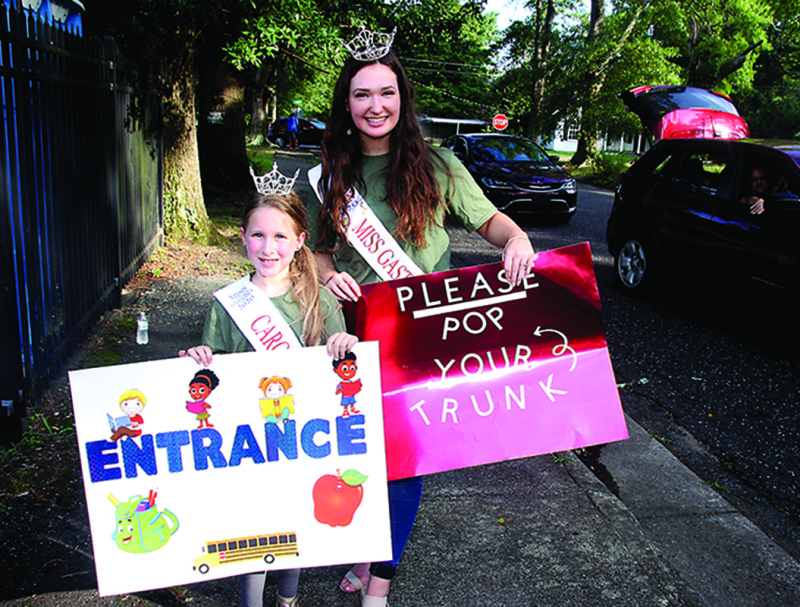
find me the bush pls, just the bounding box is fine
[589,153,633,189]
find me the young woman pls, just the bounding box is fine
[181,188,358,607]
[307,33,537,607]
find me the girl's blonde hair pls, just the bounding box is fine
[242,191,327,347]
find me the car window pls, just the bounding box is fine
[470,138,550,163]
[632,87,740,123]
[651,152,684,179]
[736,155,799,207]
[694,151,734,195]
[656,151,733,197]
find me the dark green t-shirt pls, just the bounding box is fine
[307,146,497,285]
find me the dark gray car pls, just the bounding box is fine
[442,133,578,221]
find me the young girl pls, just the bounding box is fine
[307,27,536,607]
[181,186,358,607]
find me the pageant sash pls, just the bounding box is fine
[214,276,303,351]
[308,164,423,281]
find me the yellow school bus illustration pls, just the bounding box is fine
[193,531,299,574]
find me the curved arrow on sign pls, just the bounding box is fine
[533,326,578,371]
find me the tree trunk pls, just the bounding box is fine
[197,61,252,192]
[162,60,217,243]
[527,0,556,138]
[248,64,276,143]
[250,95,267,143]
[570,0,648,167]
[570,110,601,167]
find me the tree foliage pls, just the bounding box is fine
[495,0,799,165]
[83,0,345,241]
[362,0,500,120]
[735,0,800,137]
[82,0,509,241]
[653,0,770,92]
[82,0,800,236]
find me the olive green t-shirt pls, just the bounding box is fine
[201,283,345,354]
[307,146,497,285]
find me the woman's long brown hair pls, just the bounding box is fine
[317,52,450,251]
[242,192,328,347]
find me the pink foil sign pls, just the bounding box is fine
[356,242,628,480]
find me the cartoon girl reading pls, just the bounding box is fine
[186,370,220,429]
[258,376,294,426]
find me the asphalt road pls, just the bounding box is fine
[448,183,800,560]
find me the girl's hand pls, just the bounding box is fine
[179,346,213,366]
[324,271,362,302]
[502,235,537,286]
[326,332,358,359]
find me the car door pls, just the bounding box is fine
[644,147,733,270]
[712,152,800,290]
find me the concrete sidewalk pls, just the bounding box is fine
[2,150,799,606]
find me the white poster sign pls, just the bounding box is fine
[69,342,391,596]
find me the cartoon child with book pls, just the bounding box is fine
[333,352,362,418]
[258,376,295,426]
[109,389,147,441]
[186,370,220,429]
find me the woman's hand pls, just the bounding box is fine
[477,212,537,286]
[326,332,359,359]
[179,346,213,366]
[502,235,537,286]
[324,271,362,302]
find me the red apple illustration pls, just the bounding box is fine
[313,469,367,527]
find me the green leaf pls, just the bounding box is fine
[341,469,368,487]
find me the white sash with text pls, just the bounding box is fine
[214,276,303,351]
[308,164,423,281]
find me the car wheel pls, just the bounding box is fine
[274,136,286,148]
[615,238,654,291]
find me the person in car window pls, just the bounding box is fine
[740,166,787,215]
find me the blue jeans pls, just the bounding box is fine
[370,476,424,580]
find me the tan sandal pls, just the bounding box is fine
[362,594,388,607]
[340,568,368,593]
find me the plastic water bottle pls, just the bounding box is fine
[137,312,149,345]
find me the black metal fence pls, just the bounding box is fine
[0,5,163,445]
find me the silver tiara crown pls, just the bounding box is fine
[250,163,300,196]
[341,25,396,62]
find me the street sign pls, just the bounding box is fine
[493,114,509,130]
